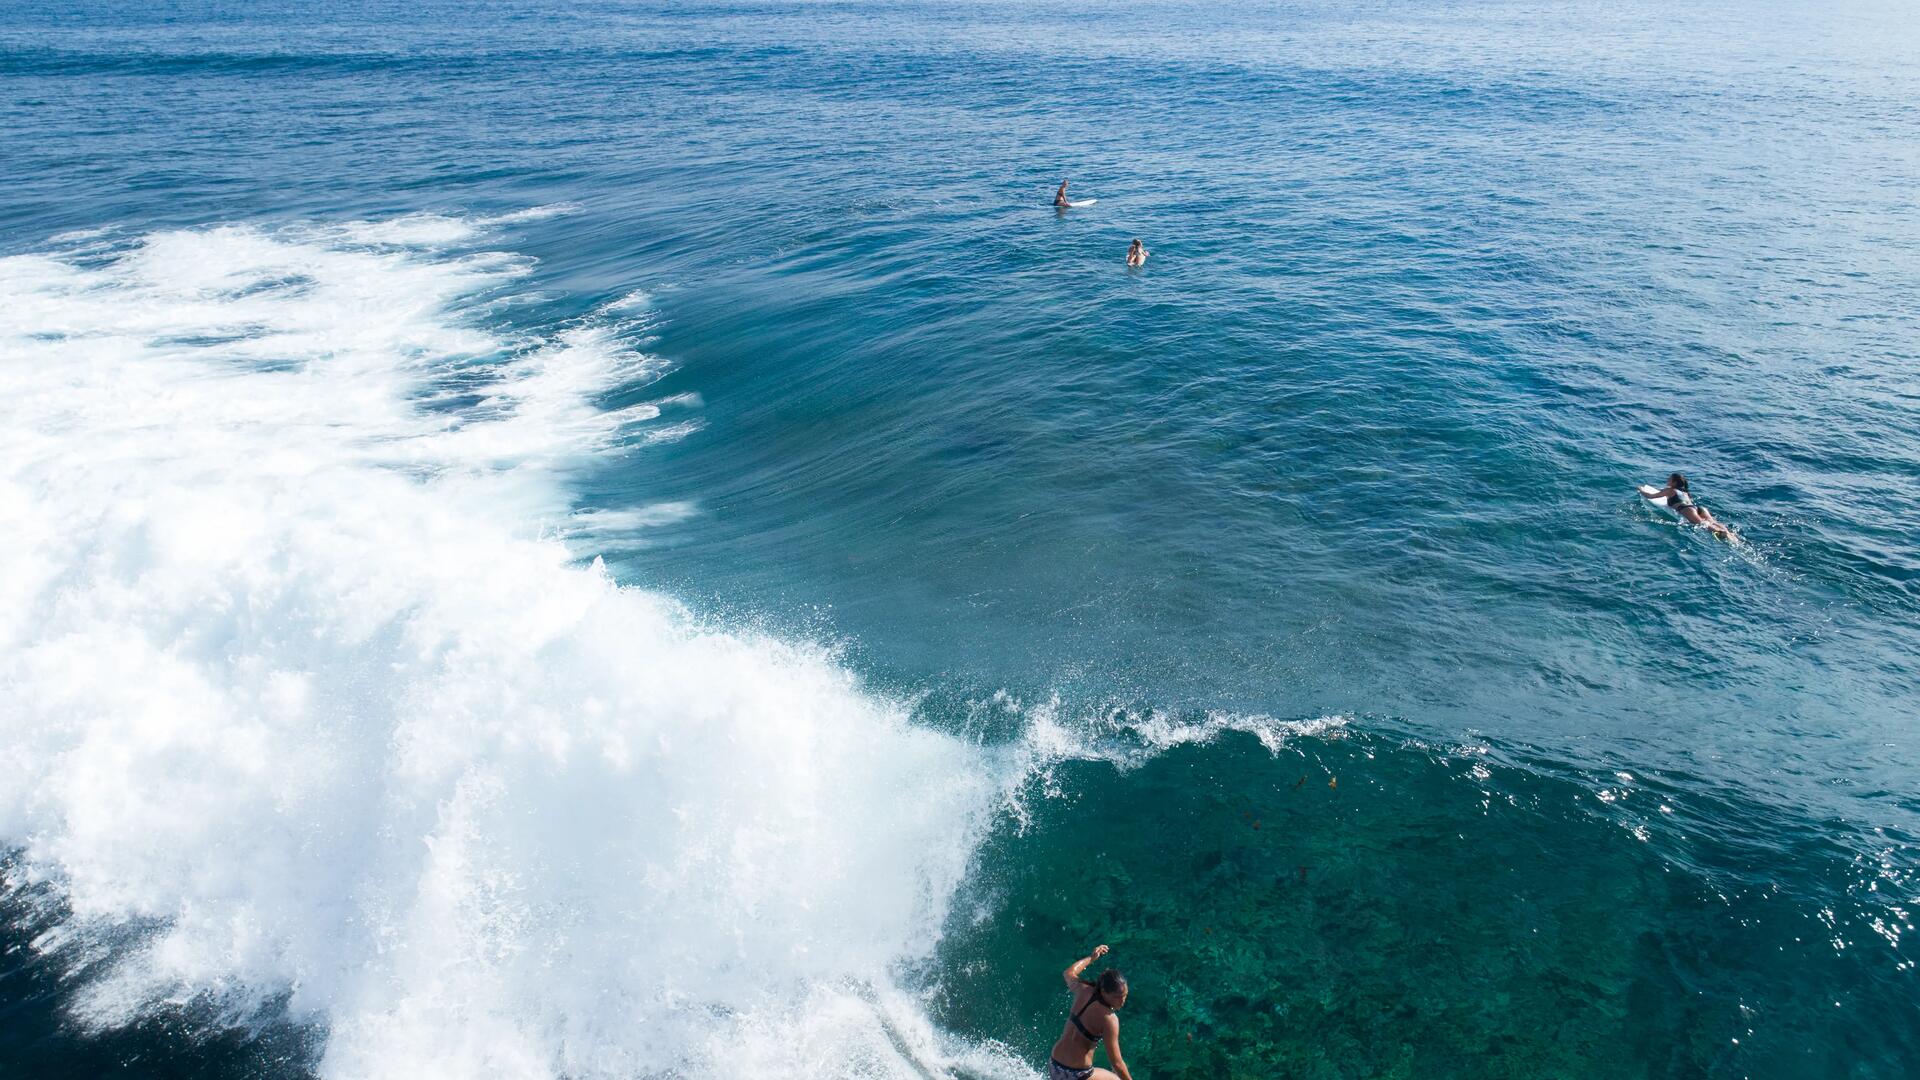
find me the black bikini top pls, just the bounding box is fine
[1070,988,1108,1045]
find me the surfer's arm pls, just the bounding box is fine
[1063,944,1108,986]
[1106,1024,1135,1080]
[1640,485,1676,501]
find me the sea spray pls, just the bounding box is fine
[0,221,1019,1079]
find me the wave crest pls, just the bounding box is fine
[0,220,1006,1079]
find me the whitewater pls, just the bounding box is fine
[0,216,1036,1080]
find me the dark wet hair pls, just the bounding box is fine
[1668,472,1689,491]
[1097,969,1128,1000]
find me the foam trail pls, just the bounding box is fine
[0,222,1022,1079]
[1003,693,1348,770]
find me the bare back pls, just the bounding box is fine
[1049,982,1114,1069]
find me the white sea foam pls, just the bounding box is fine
[605,288,656,312]
[480,204,582,226]
[0,216,1342,1079]
[1006,694,1347,771]
[0,220,1020,1079]
[319,211,487,248]
[640,418,707,446]
[982,693,1347,832]
[564,502,701,534]
[280,204,578,252]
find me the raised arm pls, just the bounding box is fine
[1063,943,1109,988]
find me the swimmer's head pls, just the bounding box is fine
[1097,969,1129,1008]
[1668,472,1688,491]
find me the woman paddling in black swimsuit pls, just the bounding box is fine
[1642,471,1733,539]
[1048,944,1135,1080]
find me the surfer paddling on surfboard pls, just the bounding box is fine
[1048,944,1136,1080]
[1640,472,1733,539]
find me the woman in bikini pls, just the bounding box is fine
[1642,472,1733,539]
[1049,944,1135,1080]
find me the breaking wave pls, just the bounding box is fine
[0,217,1029,1079]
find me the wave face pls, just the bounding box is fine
[0,221,1019,1079]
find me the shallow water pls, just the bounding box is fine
[1,1,1916,1077]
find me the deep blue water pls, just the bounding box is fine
[2,1,1917,1077]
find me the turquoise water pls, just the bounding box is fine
[2,1,1917,1077]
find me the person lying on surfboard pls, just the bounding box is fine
[1048,944,1135,1080]
[1055,179,1073,207]
[1641,472,1732,539]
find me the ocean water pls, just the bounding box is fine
[2,1,1916,1077]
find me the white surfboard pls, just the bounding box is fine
[1062,198,1097,207]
